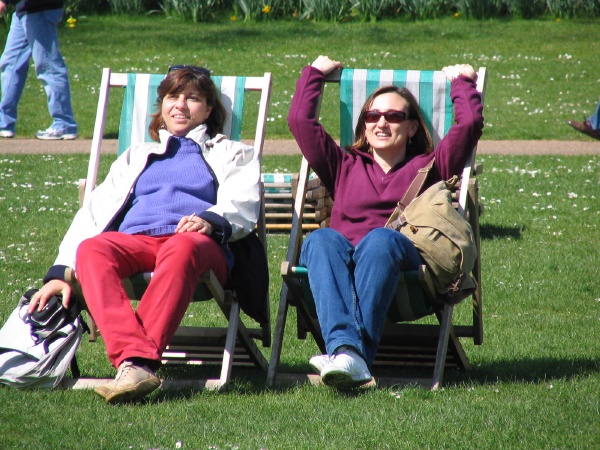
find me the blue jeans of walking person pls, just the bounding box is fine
[0,8,77,135]
[300,227,422,366]
[588,99,600,131]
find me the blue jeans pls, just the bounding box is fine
[588,99,600,131]
[0,9,77,134]
[300,227,422,366]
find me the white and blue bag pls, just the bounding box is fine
[0,289,86,389]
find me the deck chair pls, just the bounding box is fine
[267,67,487,390]
[69,68,272,389]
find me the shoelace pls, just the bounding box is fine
[111,362,134,386]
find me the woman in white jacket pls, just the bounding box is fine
[27,66,261,404]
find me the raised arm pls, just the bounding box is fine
[434,64,484,180]
[287,56,345,195]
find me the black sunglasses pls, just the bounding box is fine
[364,110,409,124]
[168,65,211,77]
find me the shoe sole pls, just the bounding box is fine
[94,385,112,399]
[35,135,77,140]
[104,378,161,404]
[321,371,372,389]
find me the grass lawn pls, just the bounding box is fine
[1,16,600,141]
[0,152,598,449]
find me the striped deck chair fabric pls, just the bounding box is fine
[339,69,453,149]
[118,73,248,155]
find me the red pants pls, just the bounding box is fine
[75,231,228,368]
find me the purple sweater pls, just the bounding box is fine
[287,66,484,246]
[118,136,216,237]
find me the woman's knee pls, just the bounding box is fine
[301,228,351,264]
[304,228,349,250]
[357,228,418,262]
[76,235,109,264]
[162,232,214,256]
[75,234,125,277]
[158,233,227,282]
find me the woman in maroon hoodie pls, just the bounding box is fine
[287,55,484,388]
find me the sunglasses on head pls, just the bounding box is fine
[364,110,409,124]
[168,65,211,77]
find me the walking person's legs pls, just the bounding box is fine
[568,98,600,140]
[586,99,600,131]
[26,8,77,139]
[0,12,31,135]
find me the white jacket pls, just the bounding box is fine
[52,125,260,270]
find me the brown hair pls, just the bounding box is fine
[148,68,227,141]
[351,86,434,156]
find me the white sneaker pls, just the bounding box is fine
[35,127,77,140]
[320,347,372,389]
[0,129,14,138]
[309,354,330,374]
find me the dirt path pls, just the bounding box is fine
[0,139,598,155]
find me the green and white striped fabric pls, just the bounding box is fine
[339,69,453,149]
[261,173,294,184]
[118,74,247,155]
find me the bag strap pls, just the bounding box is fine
[398,158,435,210]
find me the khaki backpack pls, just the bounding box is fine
[386,159,478,306]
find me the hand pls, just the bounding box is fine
[176,213,213,235]
[28,279,72,314]
[311,55,343,76]
[0,2,7,15]
[442,64,476,82]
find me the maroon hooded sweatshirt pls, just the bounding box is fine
[287,65,484,246]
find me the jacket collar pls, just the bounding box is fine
[158,124,211,152]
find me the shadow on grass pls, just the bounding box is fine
[461,356,599,385]
[480,223,524,240]
[372,356,598,389]
[148,361,381,402]
[146,355,599,402]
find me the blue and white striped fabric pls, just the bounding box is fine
[339,69,452,149]
[118,74,247,156]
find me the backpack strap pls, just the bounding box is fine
[398,157,435,210]
[385,158,435,231]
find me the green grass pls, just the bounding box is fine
[0,153,598,449]
[1,16,600,141]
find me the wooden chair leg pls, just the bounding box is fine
[267,284,290,387]
[86,311,99,342]
[218,292,239,387]
[431,303,453,390]
[468,178,484,346]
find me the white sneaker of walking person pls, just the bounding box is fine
[35,127,77,140]
[320,346,372,389]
